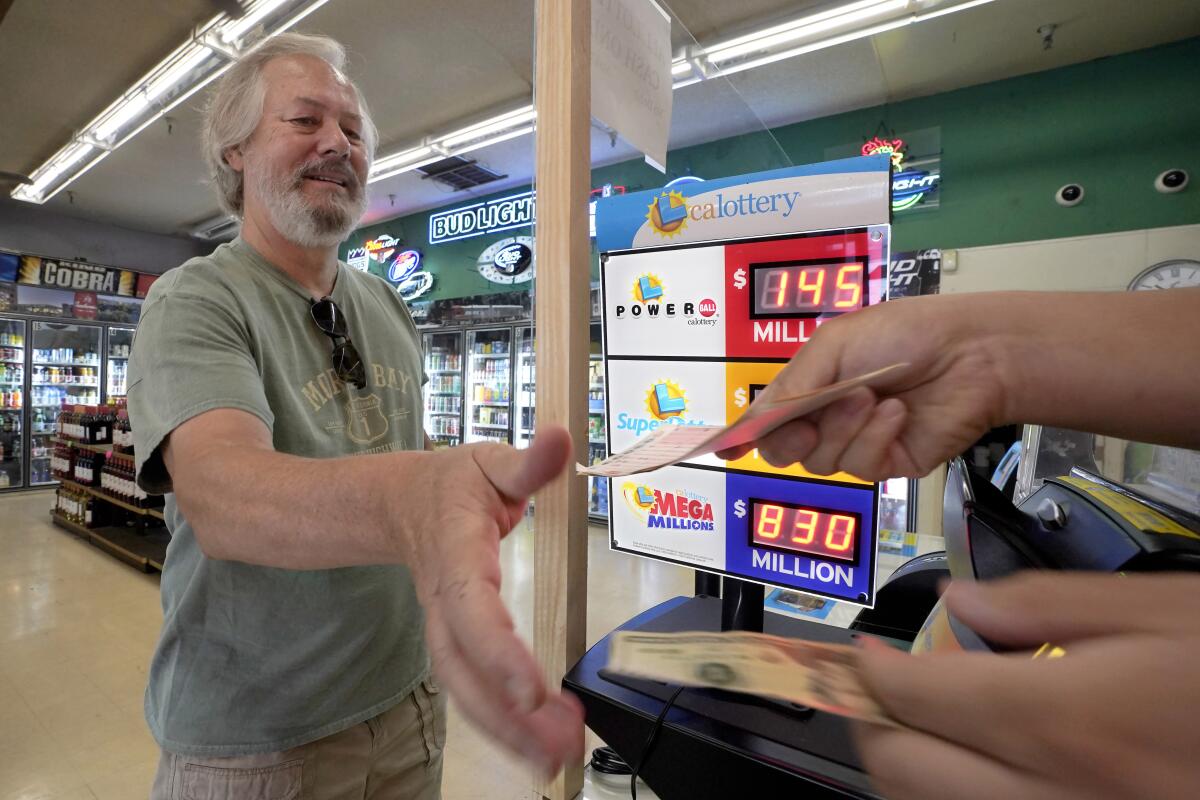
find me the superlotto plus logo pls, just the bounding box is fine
[615,379,709,437]
[621,482,716,531]
[615,274,718,325]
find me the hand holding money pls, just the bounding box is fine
[607,630,901,727]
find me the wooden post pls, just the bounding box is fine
[532,0,590,798]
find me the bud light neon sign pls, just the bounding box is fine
[862,136,940,212]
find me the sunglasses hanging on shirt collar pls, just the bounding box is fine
[310,296,367,389]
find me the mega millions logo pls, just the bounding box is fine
[621,482,715,530]
[646,190,689,238]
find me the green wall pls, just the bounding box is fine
[343,37,1200,302]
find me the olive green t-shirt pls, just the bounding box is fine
[128,237,428,756]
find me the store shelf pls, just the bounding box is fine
[427,369,461,374]
[107,355,129,360]
[471,423,509,430]
[470,353,511,359]
[32,382,99,388]
[32,361,100,367]
[52,437,113,454]
[427,411,459,416]
[51,511,168,573]
[429,391,459,396]
[589,439,606,445]
[474,401,510,407]
[57,478,162,518]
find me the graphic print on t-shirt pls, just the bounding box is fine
[299,360,418,450]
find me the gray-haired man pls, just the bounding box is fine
[132,33,582,799]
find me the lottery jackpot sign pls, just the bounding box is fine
[595,156,892,606]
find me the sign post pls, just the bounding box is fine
[532,0,590,798]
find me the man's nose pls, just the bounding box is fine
[316,119,351,158]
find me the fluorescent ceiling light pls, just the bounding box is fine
[714,15,916,77]
[366,107,539,185]
[450,125,536,157]
[365,0,998,187]
[705,0,907,63]
[11,0,332,205]
[441,107,537,148]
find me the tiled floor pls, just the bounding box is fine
[0,490,693,800]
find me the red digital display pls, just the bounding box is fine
[751,261,865,316]
[751,501,859,562]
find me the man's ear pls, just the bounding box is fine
[224,145,245,172]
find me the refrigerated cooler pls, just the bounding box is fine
[586,322,608,520]
[422,330,464,448]
[417,319,611,519]
[514,326,535,449]
[106,326,134,403]
[0,320,25,489]
[465,327,513,444]
[29,321,102,486]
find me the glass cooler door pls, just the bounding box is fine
[465,327,513,444]
[422,330,463,448]
[0,318,26,490]
[514,326,535,450]
[105,326,135,404]
[29,321,102,485]
[587,322,608,520]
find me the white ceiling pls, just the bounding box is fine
[2,0,1198,238]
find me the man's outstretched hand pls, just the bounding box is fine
[403,426,584,777]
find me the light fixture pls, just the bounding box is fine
[11,0,333,205]
[365,107,540,185]
[365,0,999,187]
[703,0,908,65]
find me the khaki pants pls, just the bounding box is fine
[150,679,445,800]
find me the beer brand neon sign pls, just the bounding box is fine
[862,136,940,212]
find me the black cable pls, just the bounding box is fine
[589,745,633,775]
[630,685,685,800]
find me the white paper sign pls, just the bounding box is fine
[591,0,673,171]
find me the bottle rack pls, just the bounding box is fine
[50,408,168,573]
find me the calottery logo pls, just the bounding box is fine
[646,380,686,421]
[632,273,664,303]
[646,190,688,238]
[615,379,709,437]
[621,481,715,530]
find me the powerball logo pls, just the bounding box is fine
[615,380,709,437]
[632,273,664,303]
[646,191,688,238]
[621,482,715,530]
[615,274,718,324]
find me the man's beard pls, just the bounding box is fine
[249,156,367,248]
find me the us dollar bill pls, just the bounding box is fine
[608,630,900,727]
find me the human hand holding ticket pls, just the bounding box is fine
[576,363,909,477]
